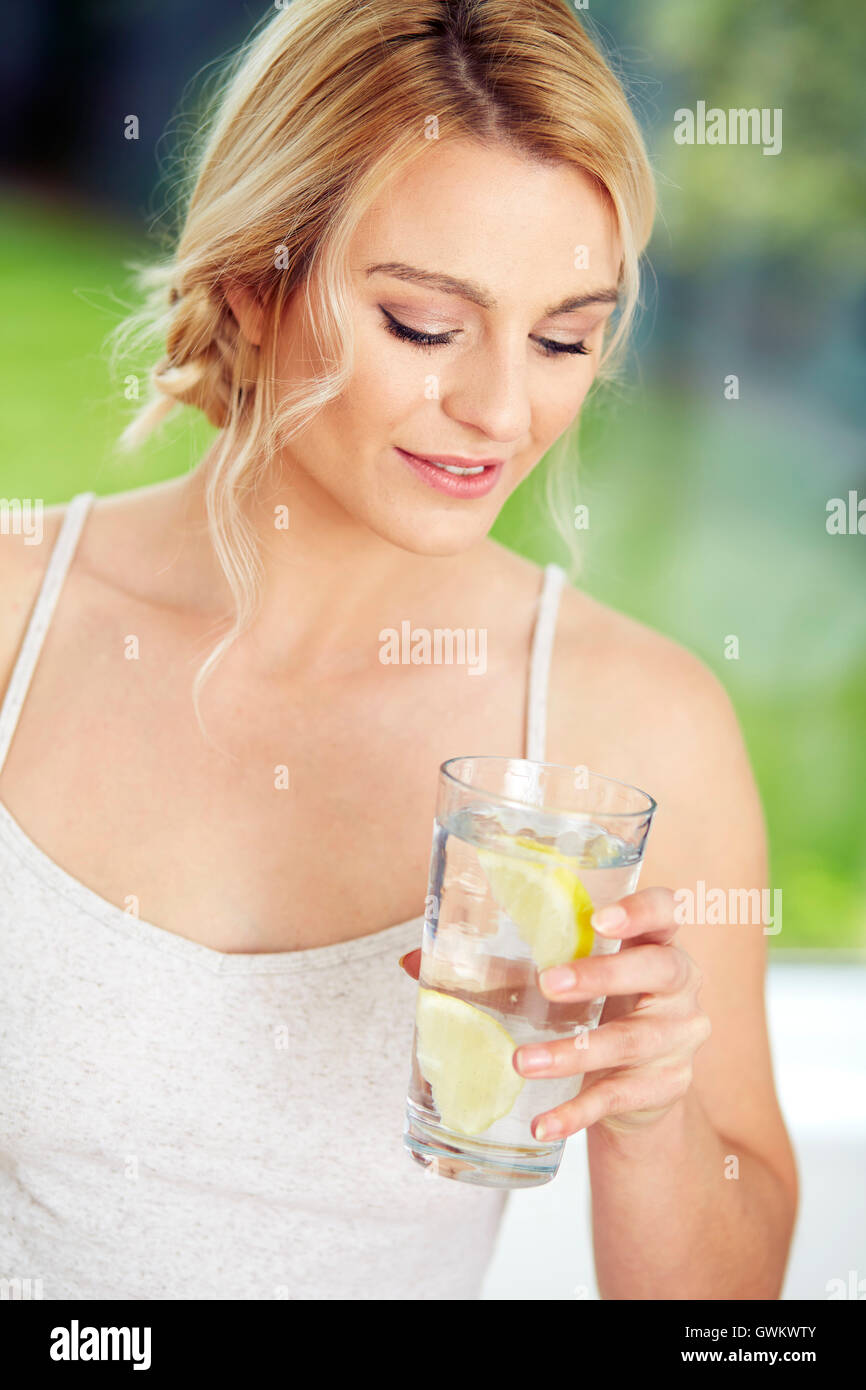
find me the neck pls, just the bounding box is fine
[168,442,488,678]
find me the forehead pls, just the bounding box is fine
[352,138,622,295]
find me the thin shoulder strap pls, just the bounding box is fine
[0,492,96,776]
[525,562,567,763]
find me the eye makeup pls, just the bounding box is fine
[378,306,591,357]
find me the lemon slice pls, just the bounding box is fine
[476,834,595,969]
[414,988,524,1136]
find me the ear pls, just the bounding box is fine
[224,283,265,347]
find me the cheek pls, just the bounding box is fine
[536,366,594,441]
[333,333,427,435]
[272,305,417,438]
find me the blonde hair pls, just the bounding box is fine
[109,0,656,737]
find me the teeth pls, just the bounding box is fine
[430,460,486,476]
[401,448,490,476]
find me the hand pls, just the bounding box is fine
[399,886,711,1142]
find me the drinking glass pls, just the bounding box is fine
[403,756,656,1188]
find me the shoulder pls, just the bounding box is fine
[553,580,744,749]
[0,500,70,704]
[0,481,178,705]
[548,580,766,876]
[0,499,68,586]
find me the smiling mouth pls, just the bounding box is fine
[428,460,485,476]
[397,450,504,475]
[394,447,505,500]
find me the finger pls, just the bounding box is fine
[538,941,692,1002]
[531,1061,694,1140]
[591,885,678,945]
[399,948,421,980]
[515,1012,695,1079]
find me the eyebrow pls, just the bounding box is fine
[364,261,619,316]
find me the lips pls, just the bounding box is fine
[395,447,504,499]
[403,451,505,475]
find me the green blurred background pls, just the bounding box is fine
[1,0,864,948]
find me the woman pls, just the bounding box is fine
[0,0,796,1299]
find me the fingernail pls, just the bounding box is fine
[535,1117,562,1142]
[516,1046,552,1074]
[539,964,575,994]
[591,905,626,934]
[398,953,407,968]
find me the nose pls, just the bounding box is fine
[438,339,533,445]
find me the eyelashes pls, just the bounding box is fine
[379,307,590,358]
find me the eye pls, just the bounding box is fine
[379,307,590,358]
[534,337,591,358]
[380,307,457,350]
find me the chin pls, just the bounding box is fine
[367,511,492,558]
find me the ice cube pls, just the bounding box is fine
[526,811,572,840]
[555,825,597,858]
[555,823,629,867]
[496,806,534,836]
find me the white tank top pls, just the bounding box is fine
[0,491,567,1300]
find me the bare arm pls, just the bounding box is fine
[585,655,798,1298]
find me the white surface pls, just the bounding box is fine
[481,960,866,1299]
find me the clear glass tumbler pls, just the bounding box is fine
[403,756,657,1188]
